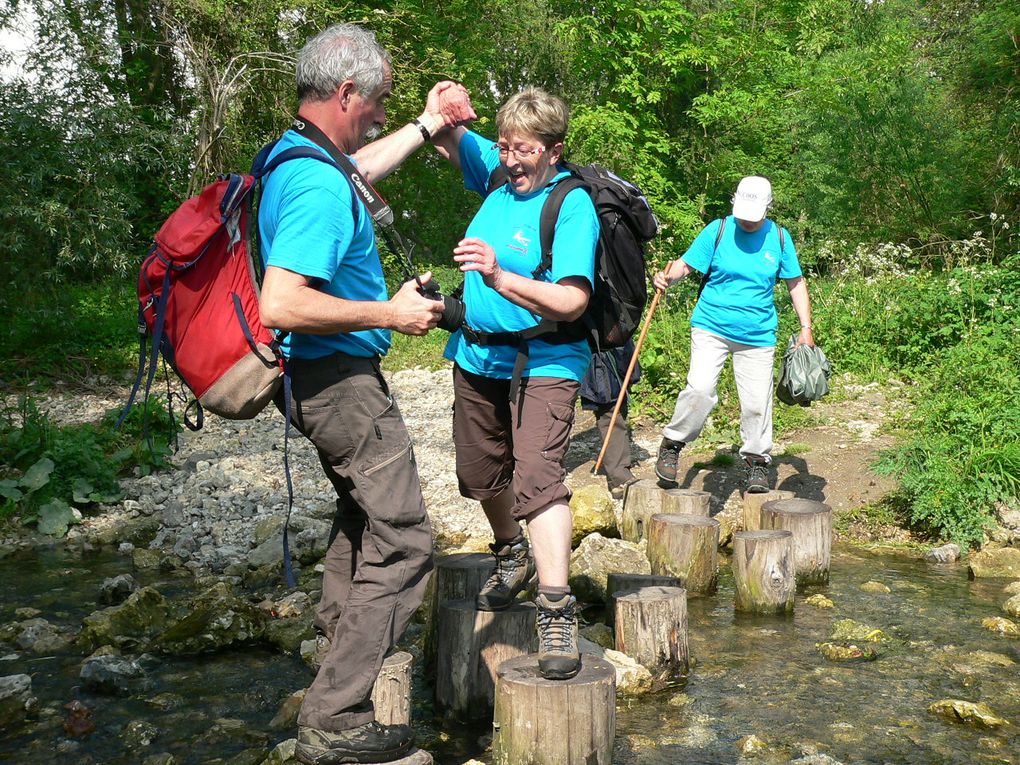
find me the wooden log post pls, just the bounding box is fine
[661,488,711,517]
[423,552,494,666]
[619,478,666,542]
[605,572,684,625]
[614,586,689,680]
[760,498,832,587]
[646,514,720,596]
[435,599,536,720]
[371,651,413,725]
[732,530,796,615]
[493,655,615,765]
[742,489,795,532]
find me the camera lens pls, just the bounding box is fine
[438,295,466,333]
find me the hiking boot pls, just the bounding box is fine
[295,721,414,764]
[475,535,536,611]
[535,592,581,680]
[743,456,770,494]
[655,438,684,486]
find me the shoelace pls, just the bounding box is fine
[659,443,681,470]
[746,461,767,484]
[537,601,576,652]
[485,546,527,592]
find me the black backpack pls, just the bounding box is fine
[487,161,659,351]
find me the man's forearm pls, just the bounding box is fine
[261,280,392,335]
[351,112,445,184]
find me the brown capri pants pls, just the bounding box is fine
[452,364,579,520]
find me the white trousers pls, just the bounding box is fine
[662,328,775,460]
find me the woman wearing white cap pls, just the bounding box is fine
[650,176,815,493]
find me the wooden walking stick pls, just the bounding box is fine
[594,288,664,475]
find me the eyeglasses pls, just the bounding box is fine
[492,142,546,160]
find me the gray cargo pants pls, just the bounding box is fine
[281,352,433,732]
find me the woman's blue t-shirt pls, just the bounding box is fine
[682,216,803,347]
[442,130,599,381]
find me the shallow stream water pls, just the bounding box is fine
[1,544,1017,764]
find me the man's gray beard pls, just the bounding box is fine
[364,124,382,141]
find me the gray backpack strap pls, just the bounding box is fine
[697,217,726,300]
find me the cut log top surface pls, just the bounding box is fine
[615,585,686,602]
[761,498,832,515]
[435,552,493,569]
[497,654,615,686]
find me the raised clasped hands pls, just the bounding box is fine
[425,81,477,131]
[453,237,503,290]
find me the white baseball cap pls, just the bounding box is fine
[732,176,773,222]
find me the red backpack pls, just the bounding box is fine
[119,143,348,431]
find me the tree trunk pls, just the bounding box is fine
[742,489,795,532]
[614,586,689,680]
[661,488,711,516]
[423,552,493,667]
[371,651,413,725]
[760,499,832,586]
[732,531,796,615]
[646,514,720,596]
[435,599,536,720]
[493,655,615,765]
[620,479,667,541]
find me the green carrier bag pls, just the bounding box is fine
[776,335,832,407]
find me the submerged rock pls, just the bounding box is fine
[258,737,297,765]
[1002,594,1020,618]
[79,587,170,651]
[16,618,75,654]
[928,699,1009,729]
[923,544,961,564]
[99,574,139,605]
[80,654,146,695]
[859,581,891,594]
[817,642,878,662]
[981,616,1019,637]
[569,484,618,545]
[569,533,649,603]
[1003,580,1020,596]
[968,547,1020,579]
[156,582,267,655]
[0,674,37,729]
[264,614,315,654]
[829,619,885,642]
[121,718,159,749]
[804,594,835,609]
[738,734,767,754]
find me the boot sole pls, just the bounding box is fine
[538,662,581,680]
[295,742,412,765]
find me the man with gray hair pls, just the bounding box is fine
[258,23,475,764]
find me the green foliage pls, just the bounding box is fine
[0,396,175,531]
[0,278,140,386]
[871,290,1020,547]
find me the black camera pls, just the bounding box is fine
[418,278,467,333]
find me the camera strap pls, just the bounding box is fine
[290,117,417,280]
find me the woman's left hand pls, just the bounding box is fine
[454,237,504,290]
[795,326,815,348]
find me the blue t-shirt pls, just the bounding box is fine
[258,131,390,360]
[442,130,599,381]
[682,216,802,347]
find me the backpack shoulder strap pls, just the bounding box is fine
[254,143,360,228]
[697,217,726,300]
[486,166,509,195]
[534,173,588,279]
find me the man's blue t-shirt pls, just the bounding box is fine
[258,131,390,360]
[682,216,802,347]
[442,130,599,382]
